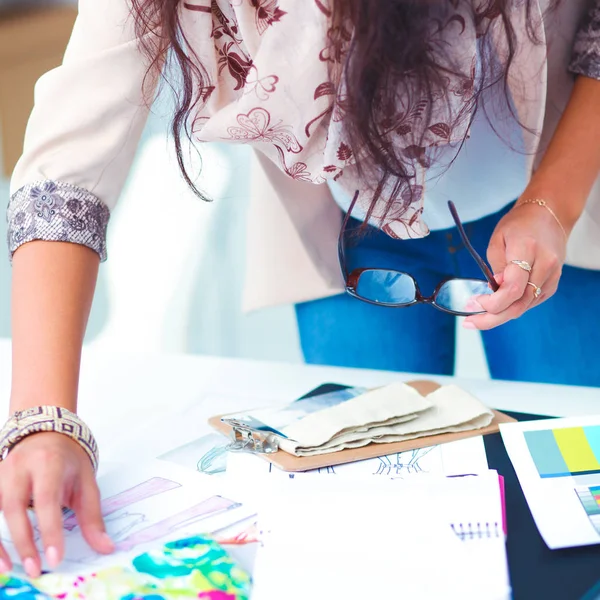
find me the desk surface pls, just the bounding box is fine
[2,338,600,598]
[1,338,599,465]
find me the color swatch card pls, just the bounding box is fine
[501,416,600,549]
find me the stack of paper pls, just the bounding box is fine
[226,433,510,598]
[250,474,511,600]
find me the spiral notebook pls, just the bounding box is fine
[446,473,507,540]
[251,471,511,599]
[441,472,510,599]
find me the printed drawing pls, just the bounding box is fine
[12,478,183,545]
[317,466,336,474]
[373,447,436,477]
[63,495,243,565]
[63,477,181,531]
[114,495,241,553]
[264,449,439,479]
[159,433,230,475]
[103,512,147,541]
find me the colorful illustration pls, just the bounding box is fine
[576,485,600,535]
[0,536,251,600]
[524,427,600,478]
[58,495,244,565]
[64,478,181,531]
[212,521,260,546]
[115,496,241,553]
[0,574,49,599]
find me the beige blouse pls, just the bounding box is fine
[7,0,600,310]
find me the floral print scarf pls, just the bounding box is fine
[183,0,512,238]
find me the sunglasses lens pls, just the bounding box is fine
[356,270,416,305]
[435,279,494,314]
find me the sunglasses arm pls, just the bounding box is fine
[448,201,500,293]
[338,191,361,281]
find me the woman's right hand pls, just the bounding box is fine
[0,432,113,577]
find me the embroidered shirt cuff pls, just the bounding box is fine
[7,181,110,262]
[569,3,600,80]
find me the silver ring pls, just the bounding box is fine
[511,259,532,273]
[527,281,542,299]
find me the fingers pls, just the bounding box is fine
[32,460,67,570]
[486,234,506,276]
[2,470,40,578]
[70,469,113,555]
[480,237,535,315]
[0,496,13,574]
[466,255,560,331]
[0,543,12,574]
[465,288,535,330]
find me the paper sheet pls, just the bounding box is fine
[108,391,281,469]
[159,432,230,475]
[501,416,600,549]
[226,435,489,480]
[0,461,256,575]
[250,476,510,600]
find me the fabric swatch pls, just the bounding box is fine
[0,535,251,600]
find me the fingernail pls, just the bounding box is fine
[23,557,39,578]
[101,532,115,551]
[464,298,484,313]
[46,546,60,569]
[0,559,9,573]
[463,321,478,330]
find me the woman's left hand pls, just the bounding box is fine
[463,201,568,330]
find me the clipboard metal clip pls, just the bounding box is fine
[225,420,279,455]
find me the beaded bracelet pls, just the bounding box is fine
[0,406,99,472]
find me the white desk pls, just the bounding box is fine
[1,337,599,467]
[2,337,600,599]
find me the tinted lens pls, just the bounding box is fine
[355,270,417,305]
[435,279,493,314]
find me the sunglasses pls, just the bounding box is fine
[338,194,500,316]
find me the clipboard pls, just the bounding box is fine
[208,379,516,472]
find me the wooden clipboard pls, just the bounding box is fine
[208,379,516,472]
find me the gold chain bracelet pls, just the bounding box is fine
[516,199,567,239]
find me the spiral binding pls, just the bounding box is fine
[451,521,501,541]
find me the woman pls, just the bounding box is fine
[0,0,599,576]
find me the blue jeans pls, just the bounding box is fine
[295,206,600,386]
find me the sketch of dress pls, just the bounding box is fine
[29,512,148,548]
[317,466,336,474]
[114,495,241,553]
[63,477,181,531]
[374,447,436,477]
[103,512,147,541]
[197,444,229,475]
[70,495,242,564]
[159,433,229,475]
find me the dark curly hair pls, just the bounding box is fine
[131,0,557,219]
